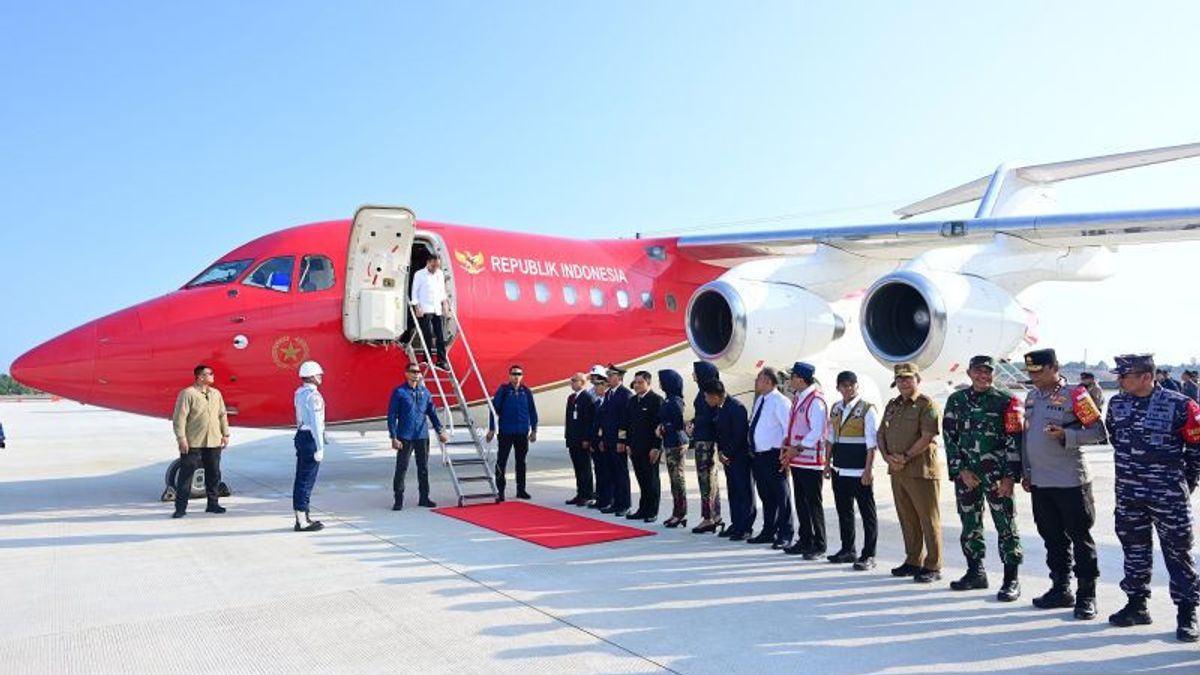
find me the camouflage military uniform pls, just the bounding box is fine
[943,386,1024,567]
[1106,386,1200,606]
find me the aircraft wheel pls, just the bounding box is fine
[164,458,209,499]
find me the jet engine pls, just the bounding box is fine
[685,278,845,374]
[860,270,1028,373]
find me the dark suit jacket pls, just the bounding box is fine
[714,397,750,458]
[565,388,598,447]
[623,391,664,452]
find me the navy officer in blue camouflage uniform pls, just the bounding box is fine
[1105,353,1200,642]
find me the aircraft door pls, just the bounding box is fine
[342,206,417,342]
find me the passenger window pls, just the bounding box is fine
[186,259,254,288]
[534,282,550,304]
[641,291,654,310]
[243,256,295,293]
[616,289,630,309]
[665,293,678,312]
[590,288,604,307]
[505,280,520,301]
[298,255,336,293]
[563,285,578,305]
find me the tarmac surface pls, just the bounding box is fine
[1,399,1198,674]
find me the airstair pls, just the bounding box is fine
[993,358,1030,394]
[404,306,500,506]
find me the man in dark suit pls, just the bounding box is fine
[706,380,757,540]
[624,370,664,523]
[564,372,598,506]
[597,364,634,516]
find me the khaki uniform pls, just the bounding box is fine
[172,386,229,448]
[880,392,943,570]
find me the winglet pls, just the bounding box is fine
[895,141,1200,219]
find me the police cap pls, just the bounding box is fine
[605,363,627,377]
[1023,349,1057,373]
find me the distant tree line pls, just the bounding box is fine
[0,374,41,395]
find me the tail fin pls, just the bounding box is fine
[895,141,1200,219]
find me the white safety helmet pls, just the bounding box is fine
[587,364,607,379]
[298,361,324,379]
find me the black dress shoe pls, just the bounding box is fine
[914,568,942,584]
[747,533,774,545]
[614,509,630,517]
[891,563,921,577]
[205,503,226,514]
[418,498,437,508]
[802,550,826,561]
[643,516,656,523]
[827,550,857,564]
[692,520,720,534]
[565,497,581,505]
[599,505,615,514]
[626,511,645,520]
[727,531,749,541]
[171,511,186,519]
[783,543,807,555]
[516,491,532,500]
[772,540,791,550]
[294,521,325,532]
[579,499,594,508]
[392,502,403,511]
[717,527,733,538]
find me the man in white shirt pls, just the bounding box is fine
[823,370,880,571]
[293,360,327,532]
[747,367,795,548]
[410,253,450,368]
[781,362,829,559]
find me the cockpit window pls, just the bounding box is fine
[298,255,336,293]
[185,259,254,288]
[242,256,295,293]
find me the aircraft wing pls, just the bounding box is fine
[676,205,1200,266]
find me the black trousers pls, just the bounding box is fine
[568,442,594,500]
[394,438,431,500]
[592,444,612,507]
[724,452,757,535]
[174,447,221,511]
[1031,483,1099,581]
[418,312,447,360]
[752,450,794,543]
[495,432,529,494]
[791,467,827,553]
[631,446,661,517]
[832,472,877,557]
[607,444,633,511]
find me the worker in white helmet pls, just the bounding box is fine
[293,360,326,532]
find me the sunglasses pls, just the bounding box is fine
[406,369,421,374]
[509,371,523,377]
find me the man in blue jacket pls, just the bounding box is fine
[596,364,633,516]
[706,379,757,540]
[487,365,539,501]
[564,372,598,506]
[387,363,449,510]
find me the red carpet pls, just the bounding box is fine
[433,501,656,549]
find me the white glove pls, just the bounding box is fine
[314,450,325,462]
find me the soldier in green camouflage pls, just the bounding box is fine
[943,355,1025,601]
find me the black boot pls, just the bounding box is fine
[1108,596,1152,627]
[1032,575,1074,609]
[1074,578,1097,620]
[997,564,1020,602]
[1178,603,1199,642]
[949,558,988,591]
[205,498,226,514]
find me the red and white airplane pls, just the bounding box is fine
[13,142,1200,429]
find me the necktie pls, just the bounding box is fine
[568,392,577,408]
[749,398,764,451]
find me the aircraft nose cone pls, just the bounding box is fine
[10,323,98,401]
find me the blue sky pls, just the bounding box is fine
[3,1,1200,371]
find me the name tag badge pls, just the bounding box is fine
[572,410,578,420]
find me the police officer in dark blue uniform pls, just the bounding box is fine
[1182,370,1200,404]
[596,364,633,516]
[1105,354,1200,642]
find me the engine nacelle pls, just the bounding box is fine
[860,270,1028,373]
[685,278,845,374]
